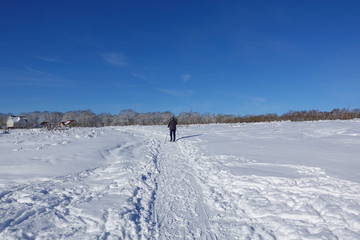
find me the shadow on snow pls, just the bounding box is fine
[176,134,203,141]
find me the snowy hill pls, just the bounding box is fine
[1,120,360,239]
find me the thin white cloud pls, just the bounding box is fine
[26,67,57,78]
[100,52,128,66]
[156,88,194,97]
[36,56,66,63]
[0,68,75,87]
[156,88,179,96]
[131,72,148,82]
[131,72,159,84]
[181,74,191,83]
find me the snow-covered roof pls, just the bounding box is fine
[61,120,78,126]
[9,116,27,123]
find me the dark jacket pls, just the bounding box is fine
[167,117,177,130]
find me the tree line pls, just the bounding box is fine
[0,108,359,128]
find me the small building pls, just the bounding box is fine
[40,121,54,130]
[6,116,28,129]
[60,120,79,128]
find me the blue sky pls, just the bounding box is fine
[1,0,359,115]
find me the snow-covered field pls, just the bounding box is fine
[1,120,360,239]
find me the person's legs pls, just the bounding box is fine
[170,130,176,141]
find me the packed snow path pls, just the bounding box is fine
[1,120,360,239]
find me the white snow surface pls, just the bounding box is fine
[0,120,360,239]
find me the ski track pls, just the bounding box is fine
[1,124,360,239]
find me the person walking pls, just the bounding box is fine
[167,116,178,142]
